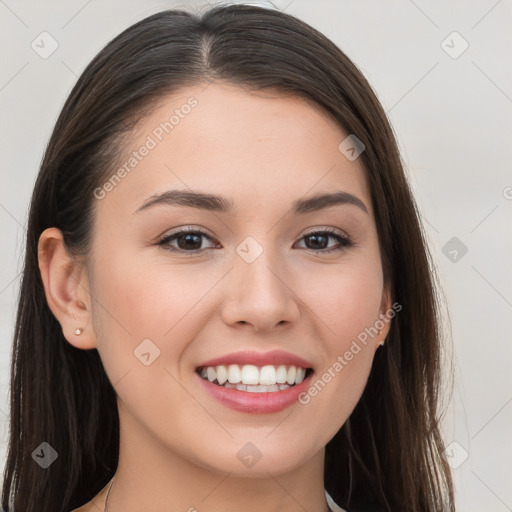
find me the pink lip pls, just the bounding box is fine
[196,370,314,414]
[196,349,314,369]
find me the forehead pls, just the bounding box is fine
[96,82,372,219]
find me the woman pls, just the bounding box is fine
[1,4,455,511]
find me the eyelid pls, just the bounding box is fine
[159,224,349,240]
[156,225,219,253]
[301,225,349,238]
[293,227,354,253]
[156,224,355,255]
[157,224,215,240]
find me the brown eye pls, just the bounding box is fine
[296,229,354,253]
[157,227,354,256]
[158,228,218,254]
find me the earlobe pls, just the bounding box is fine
[375,285,393,350]
[38,227,97,349]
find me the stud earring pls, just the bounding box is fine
[74,328,83,336]
[379,338,386,346]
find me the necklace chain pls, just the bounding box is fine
[104,476,114,512]
[103,476,333,512]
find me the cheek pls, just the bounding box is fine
[90,245,200,334]
[294,256,382,414]
[299,257,384,349]
[88,245,227,373]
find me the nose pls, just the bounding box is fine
[220,250,300,332]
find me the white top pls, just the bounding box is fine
[325,489,348,512]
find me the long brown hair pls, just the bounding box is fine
[2,5,455,511]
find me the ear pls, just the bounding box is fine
[38,227,97,349]
[375,284,394,351]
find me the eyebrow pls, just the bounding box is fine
[134,189,369,216]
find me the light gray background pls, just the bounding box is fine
[1,1,511,510]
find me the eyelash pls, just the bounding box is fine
[156,226,354,256]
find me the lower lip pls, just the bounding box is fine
[196,371,314,414]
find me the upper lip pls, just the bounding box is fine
[196,350,314,370]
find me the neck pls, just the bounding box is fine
[106,402,331,512]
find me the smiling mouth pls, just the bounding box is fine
[196,364,314,392]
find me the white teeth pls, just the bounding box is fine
[199,364,310,388]
[227,364,241,384]
[207,367,216,382]
[216,365,228,385]
[295,367,306,385]
[241,365,260,385]
[286,366,296,385]
[276,365,288,384]
[221,382,292,393]
[259,365,276,385]
[223,383,247,391]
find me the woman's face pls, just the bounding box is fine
[83,82,391,476]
